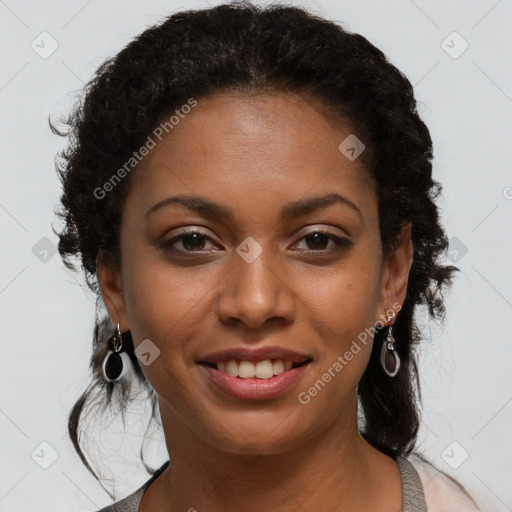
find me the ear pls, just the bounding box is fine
[376,221,413,323]
[96,250,130,332]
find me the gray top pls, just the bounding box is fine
[96,455,427,511]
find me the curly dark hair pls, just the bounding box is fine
[51,0,460,499]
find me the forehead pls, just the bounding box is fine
[125,92,377,224]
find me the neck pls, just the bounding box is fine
[140,399,401,511]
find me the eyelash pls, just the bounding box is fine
[160,228,355,256]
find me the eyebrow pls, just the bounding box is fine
[144,192,362,221]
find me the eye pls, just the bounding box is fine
[160,230,217,253]
[159,228,354,256]
[292,230,354,254]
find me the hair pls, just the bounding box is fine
[51,0,463,501]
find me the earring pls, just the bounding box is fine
[102,322,132,382]
[380,312,400,377]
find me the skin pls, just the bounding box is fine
[97,91,413,511]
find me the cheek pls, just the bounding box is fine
[124,264,213,345]
[298,256,382,383]
[303,256,382,332]
[121,261,209,397]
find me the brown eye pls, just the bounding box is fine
[159,228,354,257]
[304,232,331,250]
[293,230,354,254]
[160,230,216,253]
[180,233,207,251]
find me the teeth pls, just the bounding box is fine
[226,360,239,377]
[239,360,255,378]
[215,359,298,379]
[255,360,274,379]
[272,360,284,375]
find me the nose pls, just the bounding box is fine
[216,245,296,330]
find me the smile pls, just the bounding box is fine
[198,349,313,400]
[201,358,311,379]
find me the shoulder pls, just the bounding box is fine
[405,452,482,511]
[94,460,170,512]
[95,486,145,512]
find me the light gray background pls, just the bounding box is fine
[0,0,511,510]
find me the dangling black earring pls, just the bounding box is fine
[380,312,400,377]
[102,323,132,382]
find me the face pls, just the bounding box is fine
[97,92,412,456]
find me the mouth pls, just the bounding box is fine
[197,347,313,400]
[197,346,314,400]
[199,358,313,380]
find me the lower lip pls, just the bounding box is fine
[200,363,311,401]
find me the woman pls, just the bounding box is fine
[52,2,483,510]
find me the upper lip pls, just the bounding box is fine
[199,346,312,364]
